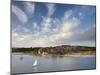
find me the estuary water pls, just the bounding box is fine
[11,53,96,74]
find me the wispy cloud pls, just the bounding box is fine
[41,3,56,32]
[12,5,28,24]
[63,10,73,20]
[46,3,56,17]
[24,2,35,15]
[41,16,52,32]
[75,24,96,41]
[47,10,80,42]
[32,22,40,35]
[61,14,80,33]
[78,5,96,19]
[33,10,80,47]
[12,24,31,34]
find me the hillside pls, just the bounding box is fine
[12,45,96,56]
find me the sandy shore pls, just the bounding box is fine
[63,55,96,57]
[12,52,96,57]
[41,54,96,57]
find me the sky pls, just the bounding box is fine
[11,0,96,47]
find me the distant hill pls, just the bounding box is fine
[12,45,96,55]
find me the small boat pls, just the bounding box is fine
[32,59,37,67]
[20,56,23,60]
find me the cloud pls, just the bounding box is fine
[12,31,49,47]
[48,21,79,42]
[12,9,81,47]
[76,41,95,47]
[50,24,96,47]
[61,10,80,32]
[67,24,96,47]
[12,32,24,45]
[32,22,38,29]
[12,31,33,47]
[41,16,52,32]
[12,24,31,34]
[76,24,96,41]
[46,3,55,16]
[78,5,96,19]
[41,10,74,33]
[61,18,79,33]
[41,10,80,44]
[32,22,40,35]
[52,10,80,40]
[40,3,56,33]
[12,5,28,24]
[24,2,35,15]
[49,32,73,42]
[40,10,80,46]
[41,16,61,33]
[12,24,95,47]
[63,10,73,20]
[32,38,49,47]
[12,4,95,47]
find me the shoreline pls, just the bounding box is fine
[62,54,95,57]
[41,54,96,57]
[12,52,96,57]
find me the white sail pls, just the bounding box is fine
[33,59,37,66]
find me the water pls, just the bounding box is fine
[11,53,96,74]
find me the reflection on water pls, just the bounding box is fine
[11,53,96,74]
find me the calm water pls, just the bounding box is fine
[11,53,96,74]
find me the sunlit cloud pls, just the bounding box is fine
[12,32,33,47]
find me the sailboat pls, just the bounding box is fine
[32,59,37,67]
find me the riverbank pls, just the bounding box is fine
[40,54,96,57]
[12,52,96,57]
[62,54,95,57]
